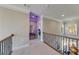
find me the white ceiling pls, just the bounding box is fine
[1,4,79,21]
[26,4,79,20]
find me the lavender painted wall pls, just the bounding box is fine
[29,12,40,34]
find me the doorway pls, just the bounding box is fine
[29,12,41,40]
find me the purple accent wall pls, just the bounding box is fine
[29,12,40,34]
[30,12,39,22]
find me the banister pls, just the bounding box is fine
[0,34,14,42]
[0,34,14,55]
[43,32,79,55]
[43,32,79,40]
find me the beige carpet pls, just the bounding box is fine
[12,39,61,55]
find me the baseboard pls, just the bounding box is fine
[12,44,29,51]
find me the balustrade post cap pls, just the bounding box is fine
[11,34,14,36]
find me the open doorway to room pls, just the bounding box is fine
[29,12,41,40]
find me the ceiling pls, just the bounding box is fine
[26,4,79,21]
[1,4,79,21]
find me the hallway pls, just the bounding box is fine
[12,39,61,55]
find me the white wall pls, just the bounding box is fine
[0,7,29,50]
[43,17,61,34]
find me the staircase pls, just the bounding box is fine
[0,34,14,55]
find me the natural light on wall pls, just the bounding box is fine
[66,24,77,36]
[61,23,64,35]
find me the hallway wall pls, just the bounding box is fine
[0,7,29,50]
[43,17,61,34]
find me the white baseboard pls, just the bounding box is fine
[12,44,29,51]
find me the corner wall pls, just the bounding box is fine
[0,7,29,50]
[43,17,61,34]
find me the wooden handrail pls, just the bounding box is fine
[0,34,14,42]
[43,32,79,40]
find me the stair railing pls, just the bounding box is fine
[0,34,14,55]
[43,32,79,55]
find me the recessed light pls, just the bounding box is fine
[61,14,64,17]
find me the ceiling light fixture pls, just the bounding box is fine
[61,14,64,17]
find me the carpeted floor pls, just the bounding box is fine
[12,39,61,55]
